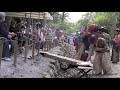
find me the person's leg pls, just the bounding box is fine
[115,46,119,62]
[9,40,14,55]
[22,35,26,47]
[87,44,94,61]
[102,52,112,74]
[93,52,102,74]
[22,41,26,47]
[111,45,119,63]
[2,38,10,59]
[118,46,120,62]
[44,41,46,51]
[75,43,85,60]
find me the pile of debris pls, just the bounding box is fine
[42,43,83,78]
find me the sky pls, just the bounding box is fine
[67,12,87,23]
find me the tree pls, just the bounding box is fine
[92,12,118,37]
[49,12,75,34]
[116,12,120,28]
[49,12,56,16]
[61,12,69,21]
[73,12,118,37]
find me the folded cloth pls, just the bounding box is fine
[77,61,93,67]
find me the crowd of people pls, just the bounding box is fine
[0,12,65,61]
[72,24,120,75]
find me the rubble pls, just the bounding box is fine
[43,43,82,78]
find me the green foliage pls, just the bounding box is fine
[92,12,118,37]
[73,19,89,32]
[73,12,118,37]
[49,12,75,34]
[49,12,119,36]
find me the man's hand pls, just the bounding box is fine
[8,35,12,39]
[9,32,17,37]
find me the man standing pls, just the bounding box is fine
[111,28,120,63]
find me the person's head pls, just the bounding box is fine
[95,26,104,34]
[99,26,106,32]
[0,12,6,22]
[102,28,109,34]
[96,30,102,35]
[15,23,22,30]
[36,23,40,29]
[94,25,101,32]
[10,20,16,26]
[21,24,26,29]
[116,31,120,35]
[87,24,97,33]
[33,25,36,29]
[14,18,21,24]
[76,30,79,33]
[115,28,120,35]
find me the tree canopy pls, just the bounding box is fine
[73,12,119,36]
[49,12,119,36]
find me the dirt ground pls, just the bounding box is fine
[0,49,56,78]
[0,44,120,78]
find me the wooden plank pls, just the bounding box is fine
[78,66,93,70]
[40,51,84,65]
[40,51,94,70]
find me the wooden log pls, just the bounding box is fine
[0,37,4,68]
[49,41,52,50]
[32,36,35,60]
[14,37,18,67]
[24,38,28,63]
[45,41,48,51]
[44,41,47,51]
[37,42,40,56]
[26,33,30,53]
[28,34,30,45]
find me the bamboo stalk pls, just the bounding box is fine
[37,41,40,56]
[0,38,3,68]
[32,36,35,60]
[24,37,28,63]
[14,37,18,67]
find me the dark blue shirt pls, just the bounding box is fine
[0,21,9,39]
